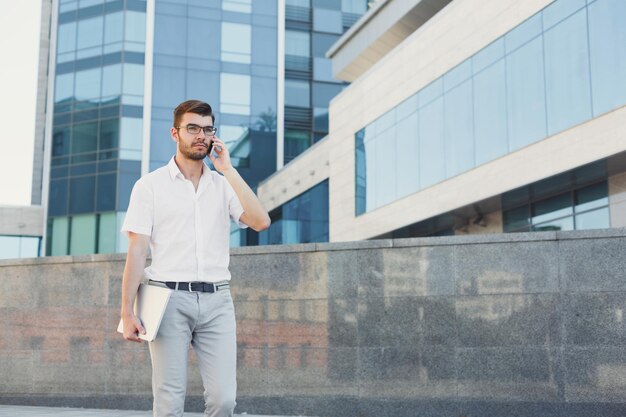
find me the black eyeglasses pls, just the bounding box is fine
[176,124,218,136]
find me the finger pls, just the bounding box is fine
[134,319,146,335]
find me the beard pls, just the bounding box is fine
[179,141,208,161]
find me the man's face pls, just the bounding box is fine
[172,112,214,161]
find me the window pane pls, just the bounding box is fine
[75,68,102,100]
[72,122,98,154]
[222,22,251,63]
[119,117,143,151]
[395,111,419,198]
[286,30,310,57]
[122,63,144,96]
[503,206,529,232]
[98,212,117,253]
[575,207,609,230]
[57,22,77,53]
[588,0,626,115]
[97,173,116,211]
[419,97,445,188]
[100,119,119,150]
[53,126,71,157]
[506,37,547,151]
[220,73,251,115]
[54,72,74,103]
[125,11,146,43]
[474,60,508,165]
[364,131,376,210]
[532,193,572,224]
[284,130,309,162]
[0,236,20,260]
[504,13,541,53]
[51,217,69,256]
[575,182,608,212]
[285,79,310,108]
[104,11,123,44]
[313,8,342,34]
[49,179,69,216]
[532,216,574,232]
[444,79,474,178]
[223,0,251,13]
[544,9,592,135]
[102,64,122,97]
[70,214,97,255]
[69,176,96,213]
[19,237,40,258]
[342,0,366,14]
[377,124,397,207]
[77,16,103,50]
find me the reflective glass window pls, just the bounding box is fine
[69,176,96,214]
[286,30,310,57]
[53,126,71,157]
[221,22,251,64]
[341,0,367,14]
[444,79,474,178]
[542,0,586,29]
[313,8,342,34]
[313,107,328,132]
[104,11,123,44]
[285,79,310,108]
[69,214,97,255]
[119,117,143,160]
[75,68,102,100]
[419,97,445,189]
[505,37,546,151]
[223,0,252,13]
[49,179,69,216]
[504,13,541,53]
[544,9,592,135]
[19,237,40,259]
[575,182,608,212]
[377,124,398,207]
[363,130,377,210]
[588,0,626,115]
[395,111,419,199]
[220,73,251,115]
[154,15,186,56]
[284,130,310,162]
[50,217,69,256]
[55,73,74,103]
[0,236,20,260]
[77,16,103,50]
[287,0,310,6]
[532,193,572,224]
[99,119,119,150]
[72,122,98,154]
[98,212,117,253]
[503,206,530,232]
[125,11,146,43]
[152,67,185,108]
[532,216,574,232]
[57,22,77,53]
[122,63,144,96]
[575,207,609,229]
[472,38,504,73]
[102,64,122,98]
[97,173,116,211]
[312,82,341,107]
[473,60,508,165]
[313,57,333,82]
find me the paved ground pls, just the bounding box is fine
[0,405,277,417]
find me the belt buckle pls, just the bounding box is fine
[187,282,196,293]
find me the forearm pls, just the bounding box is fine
[121,248,147,317]
[222,167,270,231]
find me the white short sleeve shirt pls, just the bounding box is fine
[121,157,247,283]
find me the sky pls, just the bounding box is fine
[0,1,41,206]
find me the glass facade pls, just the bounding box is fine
[503,161,610,232]
[45,0,367,254]
[259,180,329,245]
[47,0,146,255]
[355,0,626,215]
[283,0,367,163]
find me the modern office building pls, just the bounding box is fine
[257,0,626,244]
[37,0,369,256]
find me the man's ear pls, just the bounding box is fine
[170,127,179,143]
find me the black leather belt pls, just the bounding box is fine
[149,280,229,293]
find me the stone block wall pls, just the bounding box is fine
[0,230,625,417]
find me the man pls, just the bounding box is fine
[120,99,270,417]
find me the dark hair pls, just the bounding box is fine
[173,100,215,127]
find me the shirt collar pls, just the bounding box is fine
[167,156,213,184]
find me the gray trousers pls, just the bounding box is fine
[149,288,237,417]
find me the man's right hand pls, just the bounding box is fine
[122,314,146,343]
